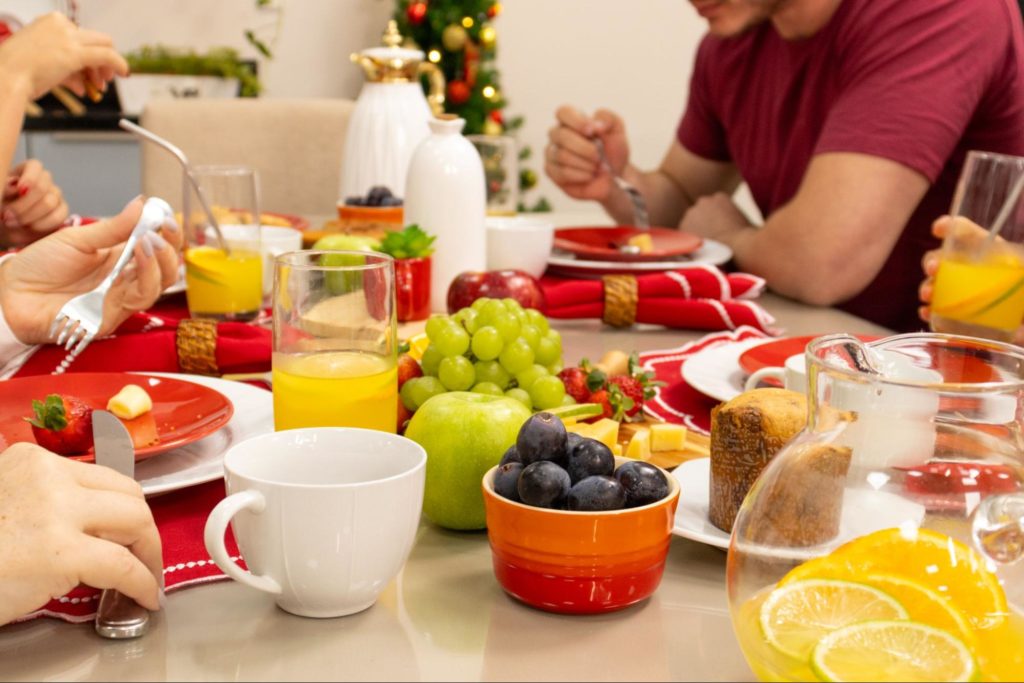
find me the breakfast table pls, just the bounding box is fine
[0,290,892,682]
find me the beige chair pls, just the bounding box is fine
[140,98,354,218]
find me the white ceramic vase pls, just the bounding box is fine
[404,116,486,313]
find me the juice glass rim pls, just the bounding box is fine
[806,332,1024,394]
[274,250,394,272]
[191,163,258,177]
[962,149,1024,168]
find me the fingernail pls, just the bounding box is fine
[162,216,180,233]
[2,209,19,227]
[140,233,154,257]
[6,177,16,187]
[17,185,28,198]
[148,231,170,251]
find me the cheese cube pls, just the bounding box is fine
[611,443,623,457]
[588,419,620,451]
[566,423,594,438]
[650,423,688,452]
[107,384,153,420]
[625,429,652,461]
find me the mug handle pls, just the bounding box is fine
[203,490,282,595]
[744,366,785,391]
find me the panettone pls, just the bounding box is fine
[708,388,807,533]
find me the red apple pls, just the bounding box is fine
[447,269,545,313]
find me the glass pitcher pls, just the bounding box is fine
[727,333,1024,682]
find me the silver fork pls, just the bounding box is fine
[49,197,175,356]
[594,137,650,232]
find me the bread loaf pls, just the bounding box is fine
[708,388,806,533]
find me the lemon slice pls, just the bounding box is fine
[861,573,974,644]
[811,620,978,682]
[759,579,909,660]
[781,528,1007,631]
[405,332,430,361]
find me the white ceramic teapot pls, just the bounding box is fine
[339,20,445,203]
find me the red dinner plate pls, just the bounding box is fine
[553,226,703,263]
[738,334,882,375]
[0,372,233,463]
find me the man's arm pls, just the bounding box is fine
[681,151,929,305]
[609,140,741,228]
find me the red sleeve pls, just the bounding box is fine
[815,0,1017,182]
[676,37,731,162]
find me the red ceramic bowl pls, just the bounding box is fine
[482,457,680,615]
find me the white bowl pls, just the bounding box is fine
[485,215,554,278]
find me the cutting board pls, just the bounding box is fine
[619,418,710,471]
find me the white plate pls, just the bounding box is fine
[545,238,732,278]
[671,457,730,550]
[672,458,926,560]
[135,373,272,496]
[681,337,769,403]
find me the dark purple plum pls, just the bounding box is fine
[517,461,570,509]
[499,445,522,466]
[566,431,585,453]
[566,475,626,511]
[565,437,614,484]
[494,462,524,502]
[614,461,670,508]
[516,412,568,467]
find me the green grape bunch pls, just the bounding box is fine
[399,298,569,414]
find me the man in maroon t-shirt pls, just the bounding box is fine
[545,0,1024,331]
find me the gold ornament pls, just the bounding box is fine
[483,119,503,136]
[442,24,468,51]
[482,85,498,100]
[479,24,497,48]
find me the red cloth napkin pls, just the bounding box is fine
[11,295,271,378]
[541,266,776,333]
[638,326,772,434]
[15,480,241,624]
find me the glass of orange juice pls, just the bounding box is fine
[931,151,1024,342]
[183,164,263,322]
[272,250,397,433]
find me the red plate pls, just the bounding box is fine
[553,226,703,262]
[0,372,233,463]
[262,211,310,231]
[738,334,881,375]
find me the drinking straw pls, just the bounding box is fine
[984,167,1024,244]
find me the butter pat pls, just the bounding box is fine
[627,233,654,253]
[650,423,687,452]
[107,384,153,420]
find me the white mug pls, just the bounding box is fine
[744,353,807,394]
[485,215,555,278]
[204,428,426,618]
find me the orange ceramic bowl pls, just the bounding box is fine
[482,457,680,615]
[336,203,404,225]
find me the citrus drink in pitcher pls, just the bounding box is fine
[272,350,397,432]
[733,527,1024,682]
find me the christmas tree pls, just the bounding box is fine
[394,0,549,212]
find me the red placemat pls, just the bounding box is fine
[638,326,772,435]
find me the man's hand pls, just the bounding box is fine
[1,160,69,246]
[545,106,630,202]
[0,12,128,101]
[678,191,754,243]
[0,196,181,345]
[0,442,162,626]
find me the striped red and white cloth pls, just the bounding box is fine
[540,265,777,333]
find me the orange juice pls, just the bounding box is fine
[931,243,1024,340]
[733,528,1024,682]
[272,350,397,432]
[184,246,263,319]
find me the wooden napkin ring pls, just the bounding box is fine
[601,275,639,328]
[176,319,219,376]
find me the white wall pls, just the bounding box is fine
[79,0,712,213]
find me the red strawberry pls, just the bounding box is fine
[608,376,644,418]
[587,389,614,421]
[397,353,423,389]
[557,367,590,404]
[26,394,94,455]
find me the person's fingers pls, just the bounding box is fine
[68,459,145,498]
[77,46,129,77]
[75,28,116,47]
[13,186,63,226]
[66,196,144,252]
[79,491,162,579]
[25,197,69,233]
[592,108,624,137]
[11,159,42,191]
[73,535,161,611]
[919,277,933,305]
[128,237,163,306]
[931,215,952,239]
[148,232,181,289]
[549,125,601,164]
[548,142,598,174]
[554,105,598,137]
[547,161,597,186]
[922,248,940,277]
[919,305,932,323]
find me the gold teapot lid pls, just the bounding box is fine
[352,20,425,83]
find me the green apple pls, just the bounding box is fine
[311,233,380,252]
[405,391,531,530]
[312,234,381,294]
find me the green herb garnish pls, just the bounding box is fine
[376,224,437,260]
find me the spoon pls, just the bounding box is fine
[593,137,649,254]
[117,118,231,255]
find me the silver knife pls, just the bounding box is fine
[92,410,150,639]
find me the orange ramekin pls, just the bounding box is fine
[481,457,680,614]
